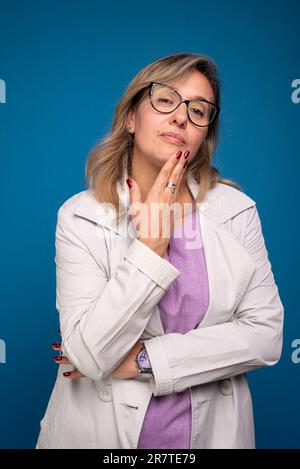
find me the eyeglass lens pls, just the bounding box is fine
[151,84,217,126]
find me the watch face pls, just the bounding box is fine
[138,348,151,370]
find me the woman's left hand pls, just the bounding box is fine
[52,338,144,380]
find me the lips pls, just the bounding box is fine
[160,132,186,145]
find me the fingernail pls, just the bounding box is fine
[183,161,188,168]
[176,151,182,159]
[52,342,61,348]
[63,372,71,377]
[54,356,63,361]
[183,150,190,159]
[126,178,133,189]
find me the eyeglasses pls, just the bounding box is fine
[149,82,220,127]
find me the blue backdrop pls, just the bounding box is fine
[0,0,299,449]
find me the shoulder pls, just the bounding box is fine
[201,182,256,226]
[56,189,105,224]
[201,182,263,249]
[57,189,93,213]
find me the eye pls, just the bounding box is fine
[191,108,204,116]
[158,98,173,104]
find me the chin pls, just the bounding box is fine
[160,146,178,157]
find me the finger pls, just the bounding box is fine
[127,177,142,215]
[166,150,190,233]
[155,150,187,190]
[169,149,190,182]
[63,370,85,379]
[170,149,190,192]
[52,342,61,351]
[53,355,71,365]
[163,149,190,198]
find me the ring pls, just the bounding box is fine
[166,180,176,193]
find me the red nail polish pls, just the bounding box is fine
[176,151,182,159]
[126,178,133,189]
[63,372,71,377]
[54,356,63,361]
[52,342,61,348]
[183,150,190,159]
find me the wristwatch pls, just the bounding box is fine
[135,346,153,380]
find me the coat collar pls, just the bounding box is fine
[74,167,256,234]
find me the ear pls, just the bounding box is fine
[126,109,136,134]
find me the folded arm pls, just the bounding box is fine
[144,205,284,396]
[55,204,180,381]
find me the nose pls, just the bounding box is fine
[169,102,188,127]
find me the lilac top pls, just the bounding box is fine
[136,203,210,449]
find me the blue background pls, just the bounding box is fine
[0,0,299,449]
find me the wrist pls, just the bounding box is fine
[135,344,153,379]
[136,238,165,257]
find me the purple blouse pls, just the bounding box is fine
[136,202,210,449]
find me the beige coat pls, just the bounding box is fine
[36,170,284,449]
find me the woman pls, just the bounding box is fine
[36,52,284,449]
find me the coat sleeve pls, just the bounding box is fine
[144,205,284,396]
[55,204,180,381]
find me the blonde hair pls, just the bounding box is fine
[85,52,241,220]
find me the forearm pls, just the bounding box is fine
[144,306,283,397]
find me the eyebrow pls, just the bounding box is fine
[192,95,210,101]
[172,85,213,103]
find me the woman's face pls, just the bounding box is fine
[127,69,215,171]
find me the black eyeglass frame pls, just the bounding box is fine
[148,81,220,127]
